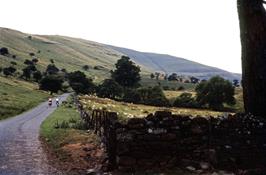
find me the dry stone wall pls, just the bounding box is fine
[79,104,266,173]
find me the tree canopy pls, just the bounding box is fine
[111,56,141,88]
[195,76,235,110]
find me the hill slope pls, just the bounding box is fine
[108,45,241,80]
[0,27,240,81]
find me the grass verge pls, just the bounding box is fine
[40,97,103,174]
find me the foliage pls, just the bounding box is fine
[24,59,34,65]
[195,76,236,110]
[68,71,95,94]
[82,65,89,71]
[22,67,32,80]
[39,75,63,94]
[123,88,141,103]
[46,64,59,75]
[33,70,43,82]
[111,56,141,88]
[32,58,39,64]
[173,92,198,108]
[0,47,9,55]
[97,79,123,99]
[137,86,169,106]
[3,67,16,76]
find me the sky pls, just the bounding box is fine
[1,0,242,73]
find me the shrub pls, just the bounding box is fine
[0,47,9,55]
[163,86,170,90]
[137,86,169,107]
[123,88,141,103]
[178,86,185,91]
[82,65,90,71]
[24,59,34,65]
[3,67,16,76]
[39,75,63,94]
[68,71,95,94]
[97,79,123,100]
[173,93,198,108]
[29,52,35,57]
[10,61,17,66]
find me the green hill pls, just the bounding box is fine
[0,27,240,82]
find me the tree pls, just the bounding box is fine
[29,52,35,57]
[32,58,39,64]
[68,71,95,94]
[111,56,141,88]
[137,86,169,106]
[237,0,266,116]
[46,64,59,75]
[22,67,32,80]
[195,76,236,110]
[24,59,34,65]
[33,71,42,82]
[97,79,123,99]
[150,73,155,79]
[233,79,239,87]
[82,65,90,71]
[3,67,16,77]
[39,75,63,94]
[173,93,198,108]
[0,47,9,55]
[10,61,17,66]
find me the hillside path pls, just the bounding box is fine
[0,93,69,175]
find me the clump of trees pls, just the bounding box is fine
[173,76,236,111]
[195,76,235,110]
[68,71,95,94]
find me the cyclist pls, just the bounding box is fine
[48,98,52,107]
[56,98,59,107]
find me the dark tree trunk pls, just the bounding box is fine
[237,0,266,116]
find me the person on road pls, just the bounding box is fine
[56,98,59,107]
[48,98,52,107]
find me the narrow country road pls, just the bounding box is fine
[0,93,69,175]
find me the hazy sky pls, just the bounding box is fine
[1,0,242,73]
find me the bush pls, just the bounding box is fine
[178,86,185,91]
[46,64,59,75]
[137,86,169,107]
[0,47,9,55]
[196,76,236,110]
[97,79,123,100]
[24,59,34,65]
[173,93,199,108]
[68,71,95,94]
[163,86,170,90]
[3,67,16,76]
[39,75,63,94]
[123,88,141,103]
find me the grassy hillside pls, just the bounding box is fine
[108,45,241,81]
[0,76,49,120]
[0,28,126,82]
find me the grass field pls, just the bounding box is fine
[79,95,224,122]
[140,76,196,90]
[0,76,50,120]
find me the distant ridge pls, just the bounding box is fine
[108,45,241,81]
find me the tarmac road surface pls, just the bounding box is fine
[0,93,69,175]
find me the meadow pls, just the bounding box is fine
[0,76,49,120]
